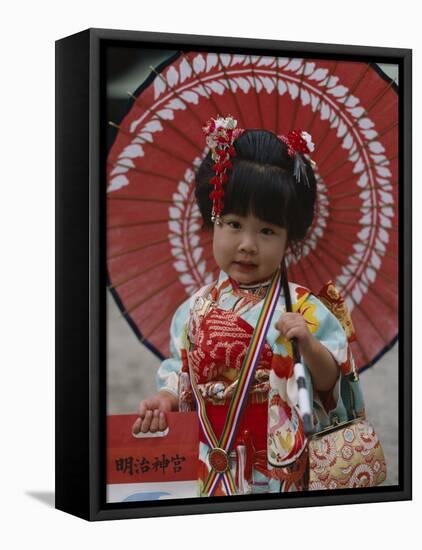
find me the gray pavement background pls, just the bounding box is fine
[107,291,398,486]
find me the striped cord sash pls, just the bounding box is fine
[189,268,284,496]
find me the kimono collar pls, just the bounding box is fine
[215,270,311,308]
[216,270,273,295]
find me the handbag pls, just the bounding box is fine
[282,275,388,490]
[308,415,387,490]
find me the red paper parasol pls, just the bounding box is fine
[107,52,398,372]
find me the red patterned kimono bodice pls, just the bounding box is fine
[187,304,273,391]
[188,292,273,412]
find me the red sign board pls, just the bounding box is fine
[107,412,199,484]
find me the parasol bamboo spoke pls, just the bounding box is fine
[125,274,184,316]
[302,240,360,301]
[297,240,339,293]
[107,230,212,260]
[249,55,265,128]
[127,89,202,153]
[123,262,219,322]
[371,119,398,140]
[327,218,398,233]
[290,60,307,130]
[306,60,339,133]
[180,52,224,120]
[140,263,221,344]
[217,53,246,129]
[149,56,206,130]
[312,63,373,159]
[329,180,398,202]
[108,236,170,260]
[109,253,184,290]
[319,146,398,183]
[324,164,397,191]
[318,120,398,178]
[107,195,185,205]
[110,246,214,291]
[108,215,202,230]
[108,121,193,166]
[321,155,397,191]
[107,158,181,184]
[329,202,395,212]
[365,75,398,113]
[316,77,398,170]
[275,57,281,134]
[320,234,398,288]
[120,250,215,305]
[139,296,189,346]
[310,237,398,312]
[320,226,398,261]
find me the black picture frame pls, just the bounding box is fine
[55,27,412,521]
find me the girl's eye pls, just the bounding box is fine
[261,228,275,235]
[227,221,241,229]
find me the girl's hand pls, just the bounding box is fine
[275,312,314,355]
[132,391,178,434]
[276,312,340,392]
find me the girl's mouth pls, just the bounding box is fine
[233,261,257,272]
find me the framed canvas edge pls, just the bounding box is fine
[56,27,412,522]
[88,26,412,59]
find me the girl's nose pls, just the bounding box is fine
[239,233,258,254]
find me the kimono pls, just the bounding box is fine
[156,270,365,496]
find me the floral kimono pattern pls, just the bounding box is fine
[156,270,365,496]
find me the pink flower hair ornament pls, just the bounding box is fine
[202,114,316,223]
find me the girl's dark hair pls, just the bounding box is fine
[195,129,317,257]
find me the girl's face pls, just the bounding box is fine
[212,212,288,285]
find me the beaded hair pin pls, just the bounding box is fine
[202,114,316,223]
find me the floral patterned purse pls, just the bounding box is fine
[307,281,387,489]
[308,416,387,490]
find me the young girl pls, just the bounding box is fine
[132,115,365,496]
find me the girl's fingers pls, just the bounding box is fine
[158,411,167,431]
[140,410,153,433]
[139,399,154,417]
[149,410,160,433]
[138,395,163,417]
[138,402,147,417]
[132,417,142,435]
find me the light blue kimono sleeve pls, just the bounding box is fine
[302,293,366,430]
[155,296,191,397]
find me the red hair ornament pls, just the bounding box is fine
[202,114,245,222]
[278,130,316,188]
